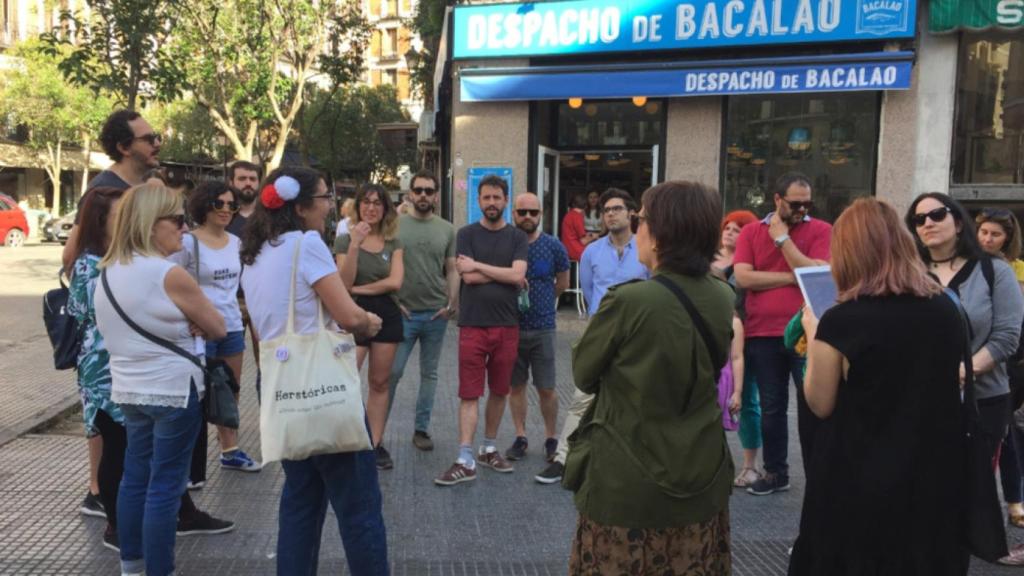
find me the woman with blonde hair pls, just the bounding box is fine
[335,183,405,470]
[790,198,969,574]
[94,182,227,576]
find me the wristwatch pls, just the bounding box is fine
[773,234,790,249]
[445,305,455,315]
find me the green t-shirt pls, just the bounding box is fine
[396,214,455,311]
[333,234,403,291]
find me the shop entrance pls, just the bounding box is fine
[536,146,658,236]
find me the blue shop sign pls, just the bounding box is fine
[460,52,914,101]
[467,167,514,225]
[453,0,916,59]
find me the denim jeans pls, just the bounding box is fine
[746,337,809,478]
[387,310,448,433]
[737,361,762,451]
[277,450,388,575]
[118,385,201,576]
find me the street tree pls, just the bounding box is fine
[407,0,451,109]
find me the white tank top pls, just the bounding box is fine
[95,254,204,408]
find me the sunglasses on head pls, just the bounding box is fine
[912,206,952,227]
[630,213,647,233]
[981,207,1013,220]
[159,214,187,229]
[411,186,436,196]
[210,199,239,213]
[516,209,540,217]
[781,197,814,212]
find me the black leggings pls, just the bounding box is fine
[94,409,201,529]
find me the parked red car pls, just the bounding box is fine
[0,193,28,248]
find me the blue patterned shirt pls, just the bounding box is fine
[520,233,570,331]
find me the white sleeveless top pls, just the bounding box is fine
[95,254,204,408]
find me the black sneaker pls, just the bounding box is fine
[102,525,120,552]
[747,472,790,496]
[412,430,434,451]
[80,492,106,518]
[544,438,558,462]
[176,511,235,536]
[375,445,394,470]
[505,436,528,461]
[534,461,564,484]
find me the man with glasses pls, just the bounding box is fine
[535,187,649,484]
[505,192,569,465]
[387,171,458,452]
[734,171,831,496]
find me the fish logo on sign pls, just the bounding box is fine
[856,0,910,35]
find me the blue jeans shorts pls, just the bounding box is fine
[205,330,245,358]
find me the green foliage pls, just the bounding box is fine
[147,100,223,165]
[407,0,451,107]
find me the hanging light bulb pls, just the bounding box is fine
[632,96,647,107]
[568,98,583,109]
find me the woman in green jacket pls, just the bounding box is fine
[565,181,735,574]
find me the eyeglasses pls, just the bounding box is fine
[912,206,952,227]
[210,199,239,213]
[411,187,436,196]
[159,214,187,229]
[515,209,540,217]
[781,197,814,212]
[603,205,627,215]
[630,213,648,233]
[132,133,162,146]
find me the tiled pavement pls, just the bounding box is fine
[2,311,1023,575]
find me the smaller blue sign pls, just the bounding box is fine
[467,167,514,225]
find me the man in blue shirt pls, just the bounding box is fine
[504,192,570,465]
[535,187,650,484]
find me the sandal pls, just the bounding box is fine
[1010,511,1024,529]
[733,467,761,488]
[1000,544,1024,565]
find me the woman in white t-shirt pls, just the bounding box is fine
[239,167,386,575]
[170,181,260,478]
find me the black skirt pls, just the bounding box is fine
[353,294,404,346]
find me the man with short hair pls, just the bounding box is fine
[535,188,649,484]
[225,161,261,238]
[734,172,831,496]
[435,175,528,486]
[387,170,459,452]
[504,192,569,464]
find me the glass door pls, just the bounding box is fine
[537,145,560,236]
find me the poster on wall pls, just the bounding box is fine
[467,167,513,224]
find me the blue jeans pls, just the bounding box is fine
[118,385,202,576]
[277,450,388,575]
[746,337,809,478]
[387,310,448,432]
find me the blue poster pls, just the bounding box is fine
[467,167,514,225]
[453,0,917,59]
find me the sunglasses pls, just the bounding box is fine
[411,186,437,196]
[781,197,814,212]
[603,205,627,215]
[912,206,952,227]
[132,133,163,146]
[159,214,187,229]
[630,213,647,233]
[981,207,1013,219]
[210,199,239,213]
[515,209,540,217]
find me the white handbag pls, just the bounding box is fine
[259,235,372,463]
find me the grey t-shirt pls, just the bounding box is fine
[456,222,529,327]
[76,170,131,224]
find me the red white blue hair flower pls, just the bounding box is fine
[260,175,301,210]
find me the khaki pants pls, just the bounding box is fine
[554,388,594,464]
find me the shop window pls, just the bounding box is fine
[556,100,663,148]
[953,33,1024,186]
[723,93,880,224]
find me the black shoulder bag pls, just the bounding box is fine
[653,275,728,381]
[100,267,240,429]
[43,268,82,370]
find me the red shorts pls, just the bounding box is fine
[458,326,520,400]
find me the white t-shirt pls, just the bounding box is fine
[169,233,243,332]
[240,230,337,342]
[335,217,350,238]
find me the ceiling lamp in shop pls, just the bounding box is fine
[585,104,599,117]
[632,96,648,107]
[568,98,583,109]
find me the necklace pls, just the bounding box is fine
[931,253,957,265]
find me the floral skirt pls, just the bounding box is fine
[568,508,731,575]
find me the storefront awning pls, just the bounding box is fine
[930,0,1024,33]
[460,51,915,103]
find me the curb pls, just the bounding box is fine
[0,392,80,448]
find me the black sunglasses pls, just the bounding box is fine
[981,207,1013,219]
[912,206,952,227]
[210,199,239,212]
[516,209,540,217]
[159,214,187,228]
[781,197,814,212]
[630,213,647,233]
[132,133,163,146]
[411,186,437,196]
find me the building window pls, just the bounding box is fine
[723,92,880,224]
[953,33,1024,186]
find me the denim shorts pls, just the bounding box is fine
[205,330,245,358]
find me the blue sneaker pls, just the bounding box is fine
[220,449,262,472]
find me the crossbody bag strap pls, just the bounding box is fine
[100,268,204,372]
[652,275,726,378]
[943,288,981,419]
[286,233,306,335]
[193,234,200,281]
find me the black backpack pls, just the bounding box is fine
[43,269,82,370]
[977,256,1024,365]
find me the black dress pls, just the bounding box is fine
[789,294,969,576]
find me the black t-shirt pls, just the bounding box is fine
[75,170,131,224]
[226,213,248,238]
[456,222,529,327]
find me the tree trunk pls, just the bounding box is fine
[45,141,63,217]
[80,133,91,200]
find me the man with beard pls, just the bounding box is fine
[734,172,831,496]
[435,175,528,486]
[504,192,569,465]
[387,171,458,452]
[225,161,261,238]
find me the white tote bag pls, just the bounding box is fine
[259,236,372,463]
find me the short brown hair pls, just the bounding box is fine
[599,188,635,212]
[410,170,438,190]
[833,198,941,302]
[478,174,508,197]
[641,181,720,276]
[228,161,261,182]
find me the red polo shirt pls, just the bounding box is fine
[734,215,832,337]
